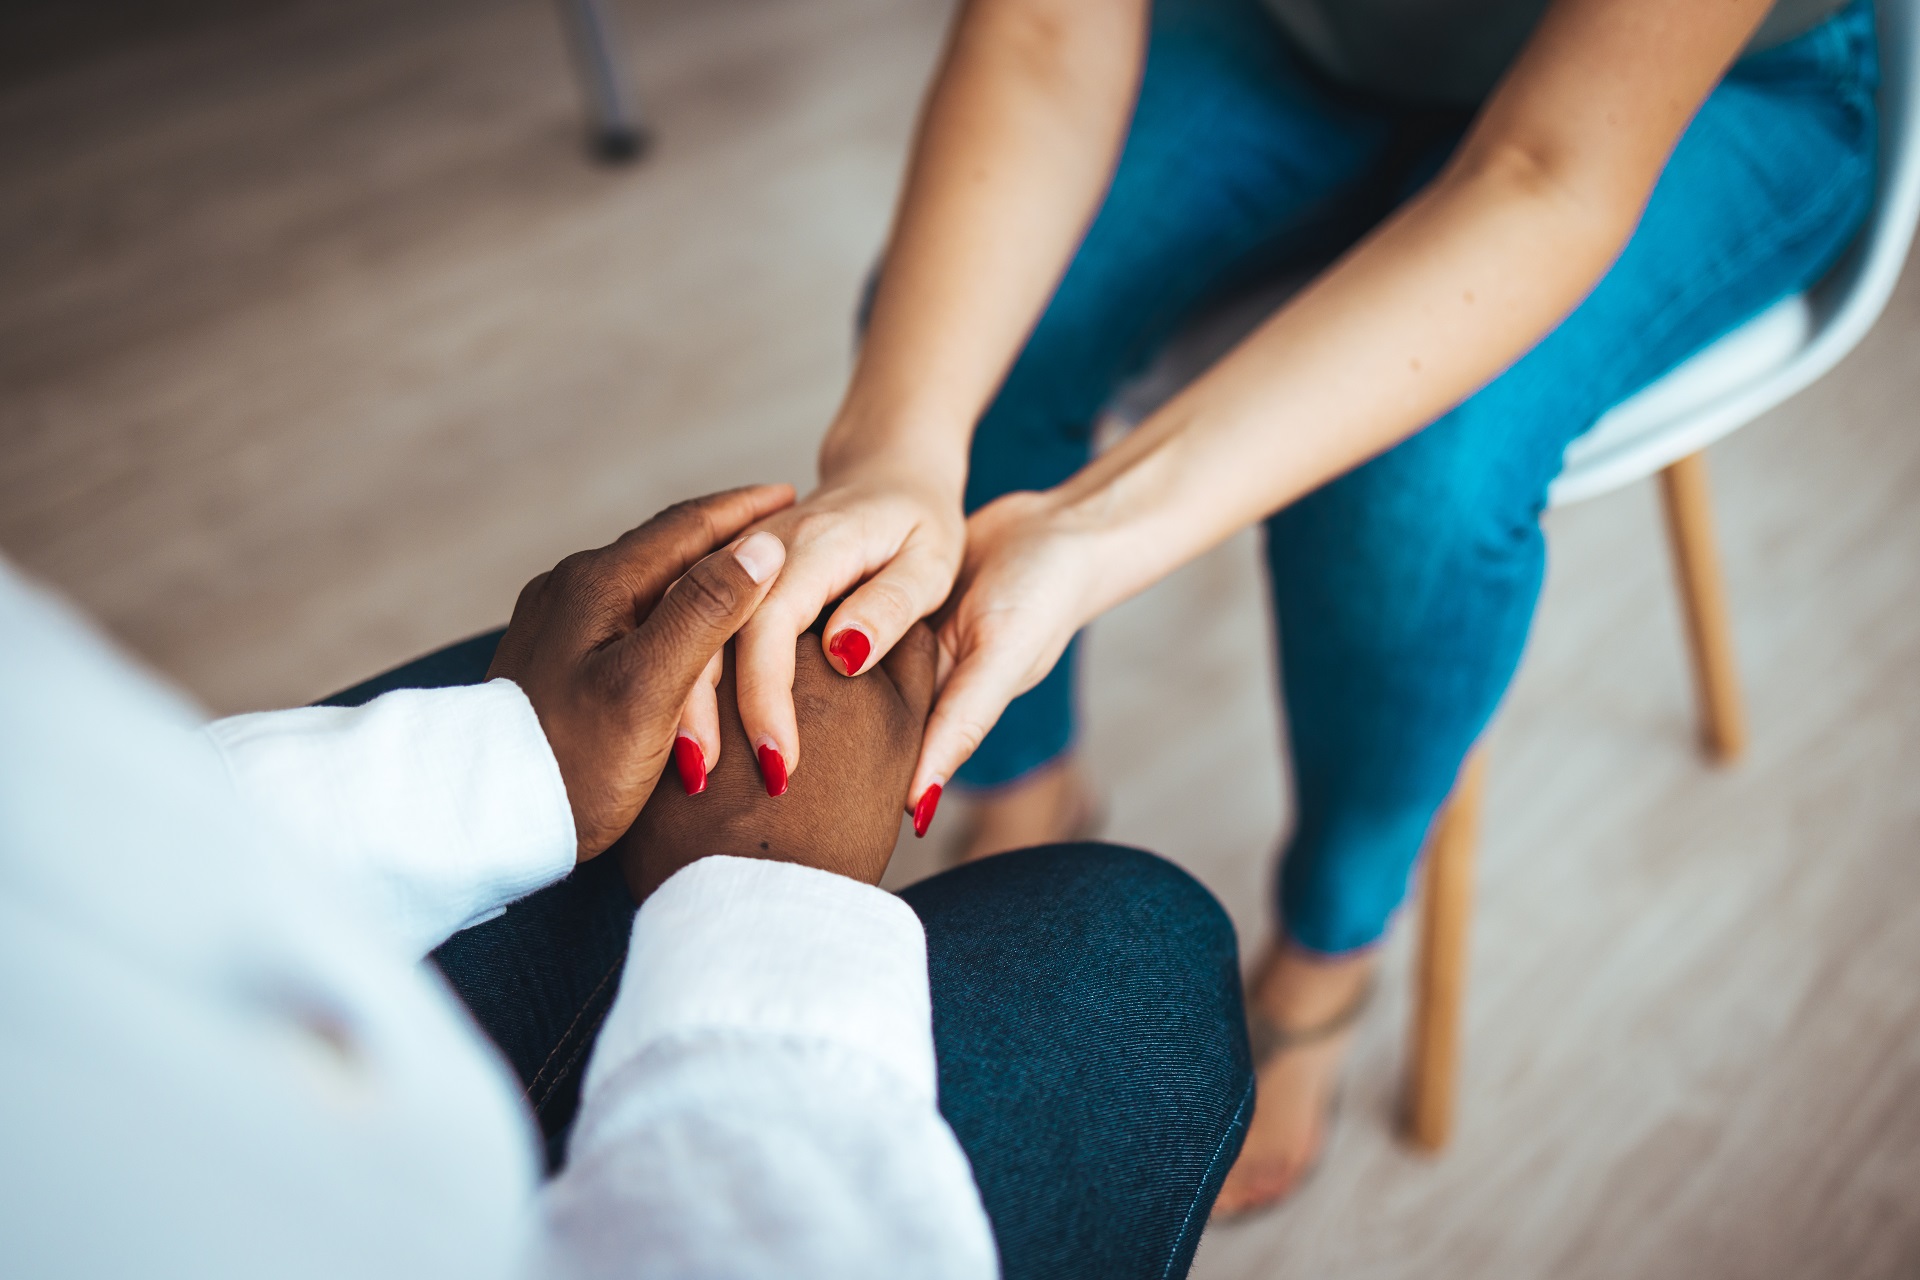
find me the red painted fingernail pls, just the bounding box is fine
[757,743,789,797]
[827,628,871,676]
[912,783,943,838]
[672,735,707,796]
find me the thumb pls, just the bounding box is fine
[611,530,786,724]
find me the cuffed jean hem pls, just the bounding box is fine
[1271,925,1391,964]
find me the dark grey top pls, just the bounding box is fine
[1260,0,1849,102]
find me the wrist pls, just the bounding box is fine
[818,398,971,500]
[1036,467,1178,624]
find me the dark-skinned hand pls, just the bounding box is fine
[615,619,937,902]
[485,485,794,861]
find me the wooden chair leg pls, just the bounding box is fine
[1657,451,1748,763]
[1405,751,1487,1153]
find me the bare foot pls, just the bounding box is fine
[1212,944,1375,1217]
[956,757,1097,863]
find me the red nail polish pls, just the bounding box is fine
[672,736,707,796]
[828,629,871,676]
[912,783,943,838]
[757,743,789,797]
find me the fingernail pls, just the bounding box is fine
[672,734,707,796]
[827,628,871,676]
[733,531,784,583]
[912,782,943,839]
[757,742,789,797]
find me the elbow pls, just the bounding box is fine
[1444,138,1647,265]
[955,0,1145,95]
[972,0,1071,69]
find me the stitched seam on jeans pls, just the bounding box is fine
[1162,1075,1257,1280]
[525,959,621,1104]
[1609,147,1869,403]
[531,1003,611,1114]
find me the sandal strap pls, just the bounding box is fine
[1246,975,1377,1065]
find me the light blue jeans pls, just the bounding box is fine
[956,0,1878,953]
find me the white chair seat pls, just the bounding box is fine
[1550,294,1814,507]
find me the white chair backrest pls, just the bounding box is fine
[1811,0,1920,353]
[1551,0,1920,505]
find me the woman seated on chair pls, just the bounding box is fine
[690,0,1878,1215]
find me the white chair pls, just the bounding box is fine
[1405,0,1920,1151]
[1102,0,1920,1152]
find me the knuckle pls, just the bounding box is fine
[860,575,919,626]
[952,718,989,757]
[738,596,798,643]
[651,495,708,526]
[905,524,964,569]
[730,609,774,644]
[732,654,790,710]
[639,497,719,547]
[932,706,990,761]
[792,511,843,546]
[547,550,602,597]
[580,651,638,711]
[671,559,745,621]
[510,571,550,617]
[614,631,677,701]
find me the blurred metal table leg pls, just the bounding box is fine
[557,0,649,163]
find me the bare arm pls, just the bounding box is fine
[912,0,1777,800]
[718,0,1149,788]
[825,0,1149,481]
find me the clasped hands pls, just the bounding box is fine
[487,484,942,898]
[678,460,1097,835]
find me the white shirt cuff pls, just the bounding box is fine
[207,679,577,954]
[585,855,938,1107]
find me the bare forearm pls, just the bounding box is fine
[735,4,1147,767]
[1041,0,1771,619]
[1052,152,1635,616]
[822,0,1148,489]
[903,0,1777,798]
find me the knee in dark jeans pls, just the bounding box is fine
[903,843,1253,1280]
[906,841,1239,979]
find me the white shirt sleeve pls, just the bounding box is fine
[5,560,1000,1278]
[538,855,1000,1280]
[205,680,577,955]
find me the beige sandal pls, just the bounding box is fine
[1245,972,1375,1064]
[1215,975,1376,1221]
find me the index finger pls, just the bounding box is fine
[904,630,1032,838]
[729,520,873,790]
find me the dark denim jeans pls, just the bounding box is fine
[325,637,1253,1280]
[954,0,1879,954]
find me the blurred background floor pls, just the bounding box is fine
[2,1,1917,1276]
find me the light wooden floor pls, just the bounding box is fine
[4,2,1917,1276]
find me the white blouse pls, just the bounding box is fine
[0,557,997,1280]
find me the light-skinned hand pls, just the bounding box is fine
[672,457,963,803]
[906,489,1105,833]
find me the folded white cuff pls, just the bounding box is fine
[586,856,938,1107]
[206,679,577,954]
